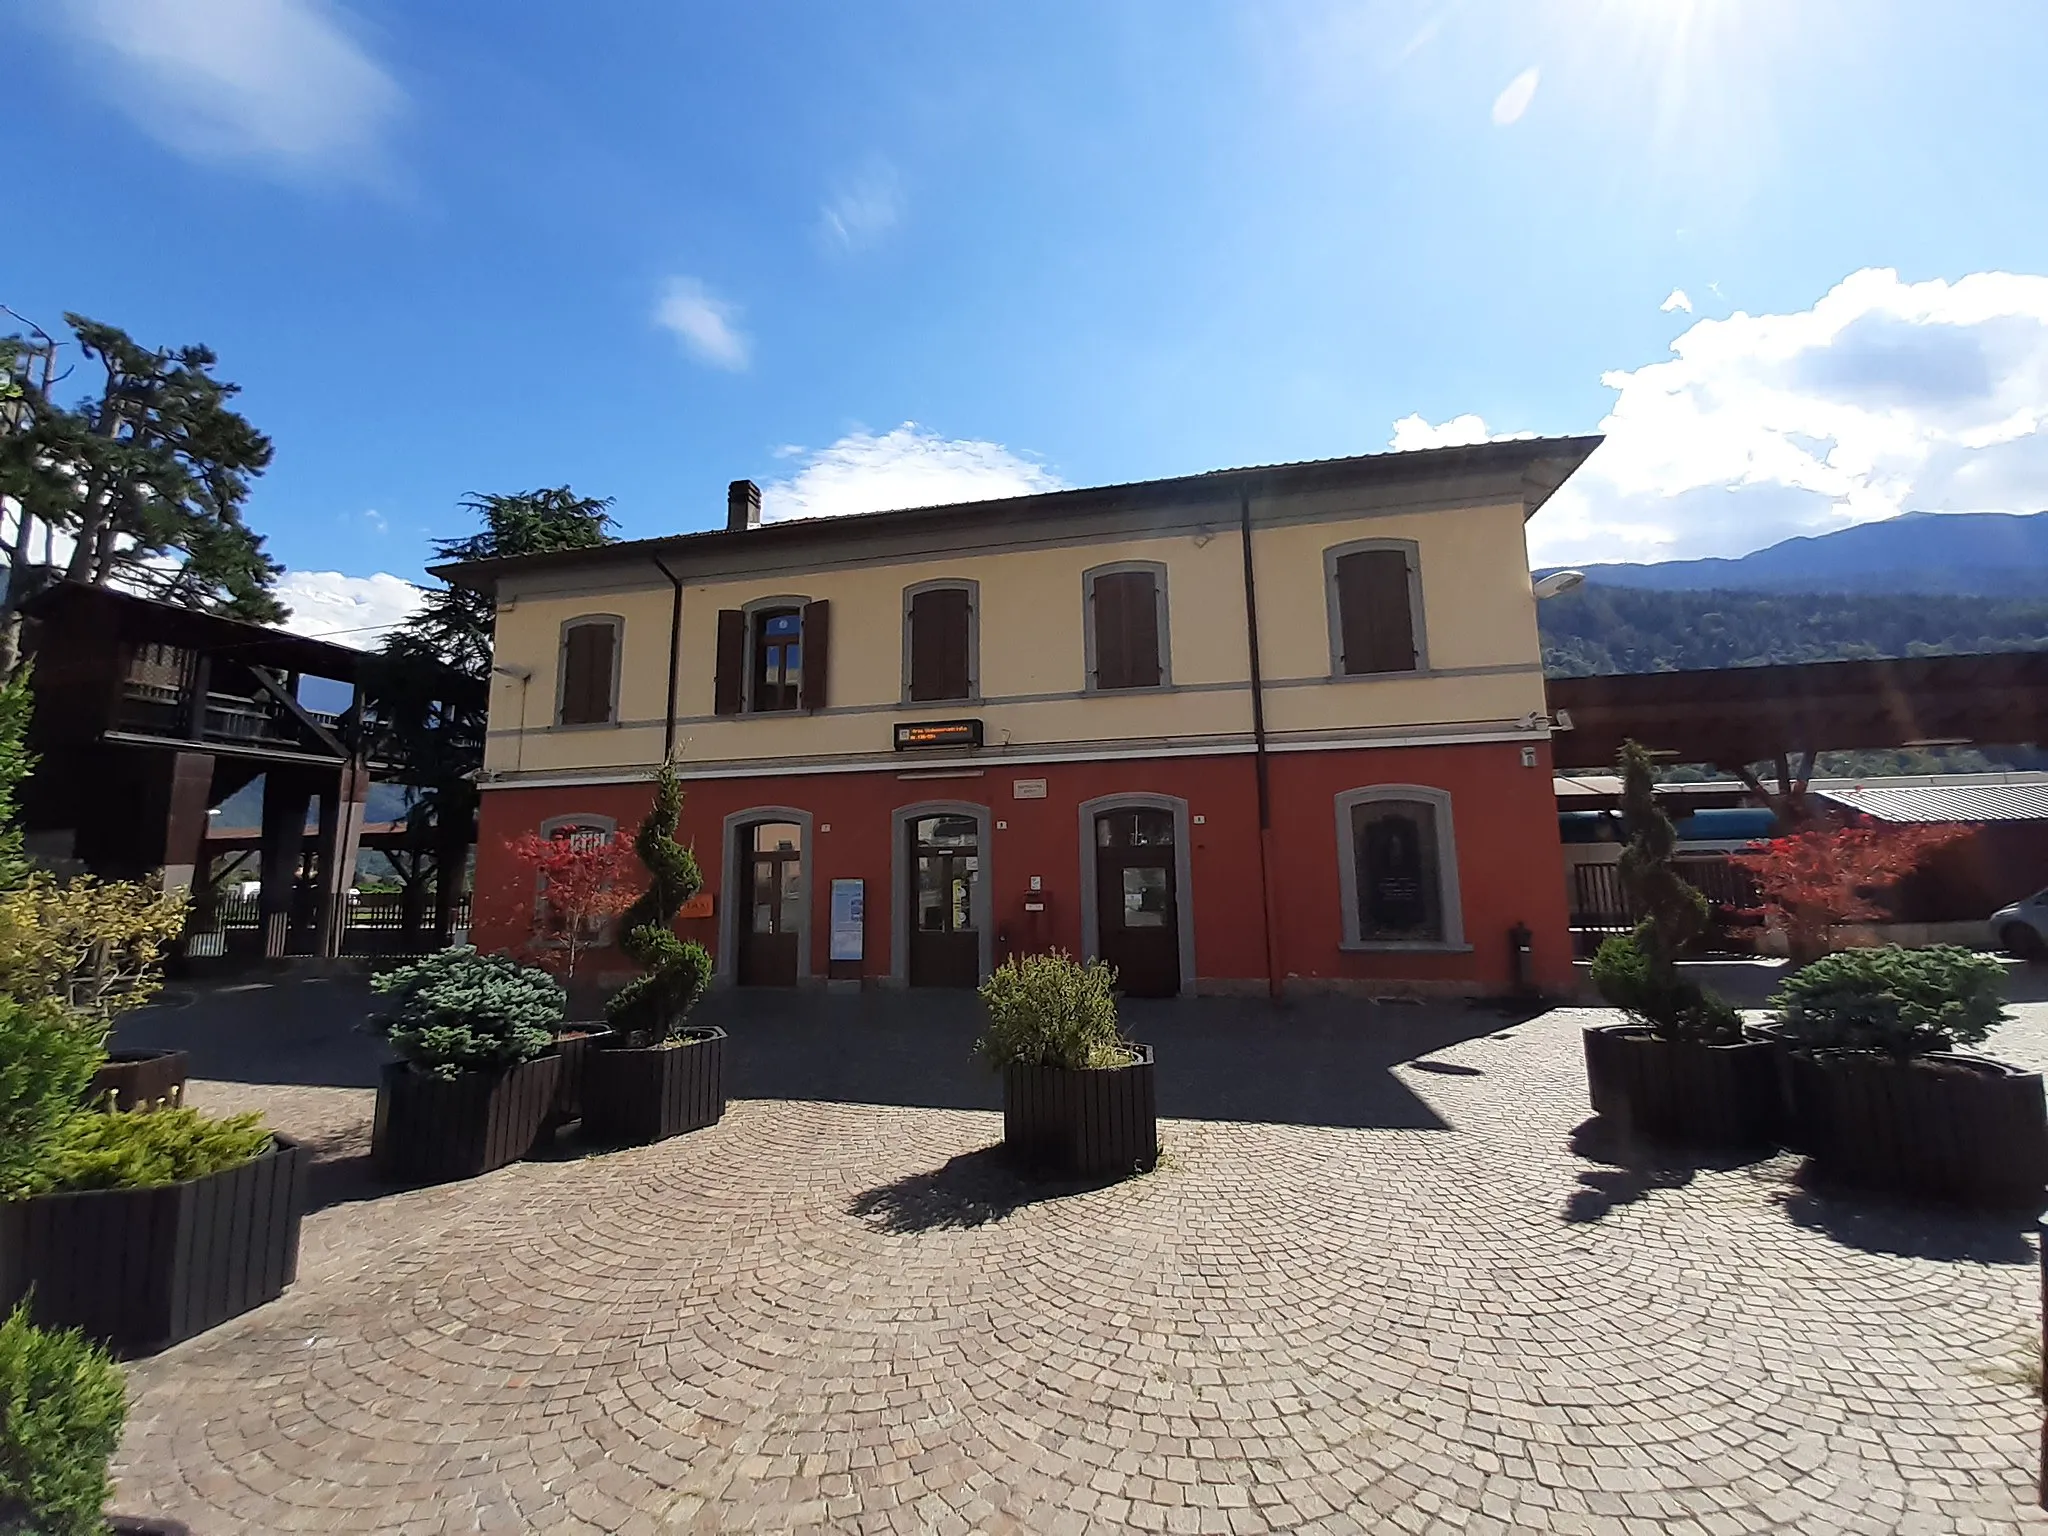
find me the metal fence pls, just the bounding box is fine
[191,889,473,959]
[1570,857,1763,957]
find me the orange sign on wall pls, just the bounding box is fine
[678,891,714,921]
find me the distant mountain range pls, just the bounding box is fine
[1554,510,2048,597]
[211,779,416,833]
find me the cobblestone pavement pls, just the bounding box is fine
[104,979,2048,1535]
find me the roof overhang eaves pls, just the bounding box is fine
[432,434,1604,595]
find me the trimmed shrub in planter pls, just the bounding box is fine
[0,1113,307,1355]
[371,1056,562,1183]
[0,1301,126,1536]
[369,947,566,1183]
[1767,944,2045,1206]
[979,952,1157,1179]
[1583,743,1770,1149]
[581,1029,725,1145]
[85,1048,188,1112]
[585,763,719,1147]
[1003,1046,1158,1179]
[1582,1023,1776,1148]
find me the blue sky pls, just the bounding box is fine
[5,1,2048,643]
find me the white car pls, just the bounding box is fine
[1991,890,2048,959]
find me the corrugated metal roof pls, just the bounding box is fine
[1813,782,2048,823]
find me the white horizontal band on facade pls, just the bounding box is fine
[476,726,1554,793]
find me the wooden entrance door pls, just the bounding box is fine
[738,821,802,985]
[1094,808,1180,997]
[907,814,980,987]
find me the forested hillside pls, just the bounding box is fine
[1539,584,2048,677]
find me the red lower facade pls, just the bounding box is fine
[471,739,1574,997]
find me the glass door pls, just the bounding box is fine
[738,821,803,985]
[907,814,980,987]
[1094,808,1179,997]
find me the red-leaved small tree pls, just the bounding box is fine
[1729,822,1970,963]
[504,829,640,984]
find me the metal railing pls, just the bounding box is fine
[191,889,473,959]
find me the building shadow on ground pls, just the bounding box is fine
[121,974,1542,1132]
[707,989,1529,1130]
[847,1145,1125,1233]
[112,974,387,1090]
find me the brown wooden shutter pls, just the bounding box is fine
[1092,570,1159,689]
[799,599,831,711]
[909,587,971,702]
[559,623,614,725]
[1336,549,1417,674]
[713,609,746,715]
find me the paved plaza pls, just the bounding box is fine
[102,975,2048,1534]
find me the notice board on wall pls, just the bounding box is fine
[828,878,865,962]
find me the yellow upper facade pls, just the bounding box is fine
[459,437,1599,784]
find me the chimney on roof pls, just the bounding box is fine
[727,479,762,532]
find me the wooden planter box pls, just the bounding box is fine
[370,1053,562,1185]
[86,1049,190,1112]
[0,1137,307,1356]
[1003,1046,1158,1179]
[1582,1025,1778,1150]
[1790,1050,2048,1208]
[550,1027,614,1126]
[580,1029,726,1146]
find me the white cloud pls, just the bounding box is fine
[1491,66,1540,126]
[654,277,750,371]
[1389,413,1536,452]
[761,423,1064,522]
[271,569,423,648]
[1660,288,1694,314]
[47,0,401,178]
[818,160,905,254]
[1527,267,2048,566]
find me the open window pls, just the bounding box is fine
[1084,562,1168,692]
[904,580,977,703]
[714,599,832,715]
[1326,540,1424,676]
[556,616,622,726]
[1334,786,1464,950]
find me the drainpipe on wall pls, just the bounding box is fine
[1238,486,1285,1001]
[653,555,684,762]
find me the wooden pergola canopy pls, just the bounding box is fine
[1546,652,2048,772]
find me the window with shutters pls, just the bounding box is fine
[1324,539,1425,677]
[556,616,621,726]
[1333,785,1465,950]
[1084,562,1169,692]
[903,580,977,703]
[716,596,828,715]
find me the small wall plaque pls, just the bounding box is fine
[1013,778,1048,799]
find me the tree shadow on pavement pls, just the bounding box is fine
[847,1146,1124,1233]
[1560,1117,1770,1223]
[1772,1177,2039,1265]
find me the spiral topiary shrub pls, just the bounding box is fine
[605,763,712,1047]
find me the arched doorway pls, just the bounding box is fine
[890,800,994,987]
[719,807,813,986]
[1078,793,1195,999]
